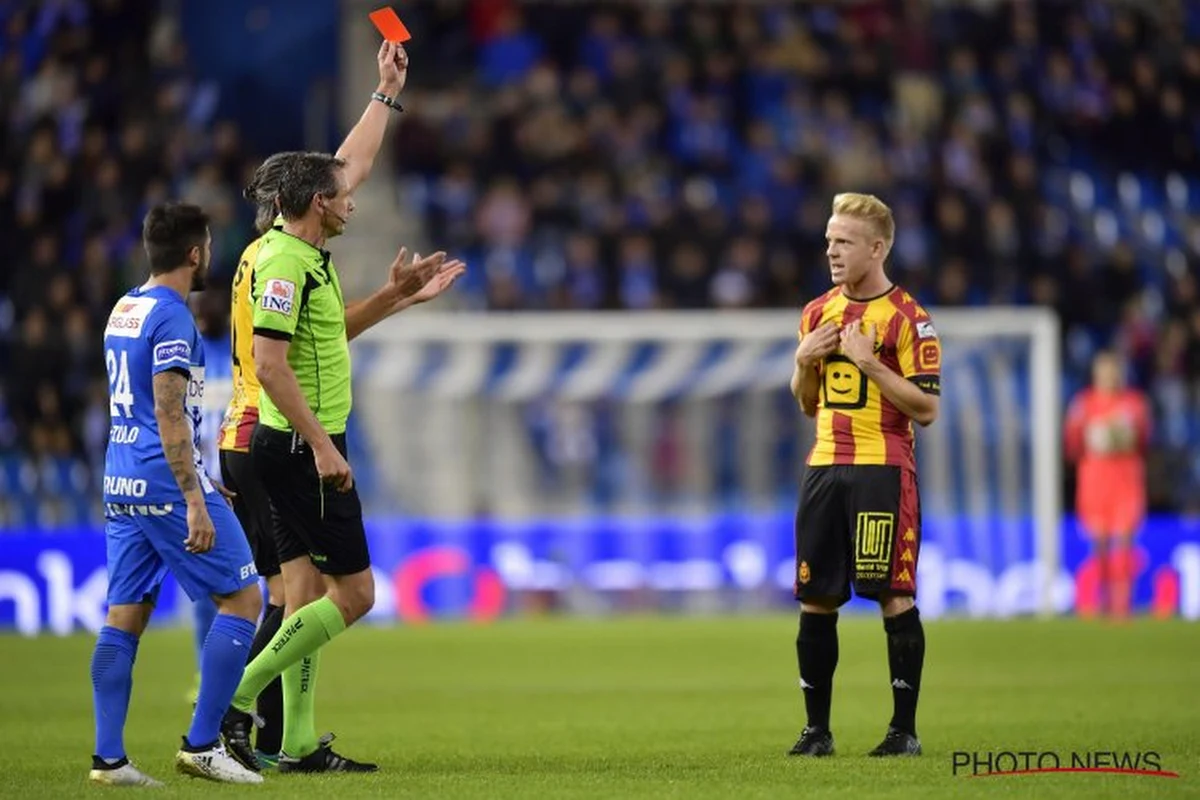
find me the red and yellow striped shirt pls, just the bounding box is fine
[218,237,267,453]
[799,285,941,471]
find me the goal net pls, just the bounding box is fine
[349,308,1063,616]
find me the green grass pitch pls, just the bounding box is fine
[2,615,1197,798]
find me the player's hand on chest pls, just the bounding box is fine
[822,311,892,362]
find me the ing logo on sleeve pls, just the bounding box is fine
[261,278,296,315]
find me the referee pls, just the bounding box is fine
[216,148,463,777]
[217,145,463,773]
[218,41,462,773]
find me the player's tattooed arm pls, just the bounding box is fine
[152,371,205,505]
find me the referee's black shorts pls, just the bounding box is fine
[220,444,281,578]
[250,424,371,576]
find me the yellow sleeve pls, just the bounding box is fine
[897,314,941,395]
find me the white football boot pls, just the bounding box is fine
[88,758,165,787]
[174,739,264,784]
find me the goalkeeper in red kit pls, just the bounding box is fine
[1064,351,1151,620]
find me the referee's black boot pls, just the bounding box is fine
[219,707,262,772]
[868,726,922,757]
[277,733,378,773]
[787,726,834,757]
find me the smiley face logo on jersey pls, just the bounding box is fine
[822,355,868,410]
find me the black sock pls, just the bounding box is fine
[797,611,839,731]
[249,603,285,754]
[883,606,925,736]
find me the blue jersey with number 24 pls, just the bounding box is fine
[102,284,214,504]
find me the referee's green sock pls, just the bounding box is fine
[280,651,321,758]
[232,596,346,713]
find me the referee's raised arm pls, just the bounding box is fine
[336,40,408,193]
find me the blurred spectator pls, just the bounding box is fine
[1,0,259,525]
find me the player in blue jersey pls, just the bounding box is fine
[90,202,264,786]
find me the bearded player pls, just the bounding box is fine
[787,193,940,758]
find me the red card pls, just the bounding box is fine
[369,7,411,43]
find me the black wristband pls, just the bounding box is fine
[371,91,403,112]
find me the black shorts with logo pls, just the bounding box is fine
[794,464,921,606]
[250,425,371,576]
[220,444,281,578]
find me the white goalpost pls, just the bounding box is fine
[352,307,1063,615]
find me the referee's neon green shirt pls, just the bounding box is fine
[251,229,352,435]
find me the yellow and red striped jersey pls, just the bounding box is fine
[799,285,941,471]
[217,237,267,453]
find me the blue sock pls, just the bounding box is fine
[187,614,257,749]
[192,597,218,669]
[91,626,140,761]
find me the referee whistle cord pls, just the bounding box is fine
[319,479,325,521]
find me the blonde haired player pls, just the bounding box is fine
[787,193,940,758]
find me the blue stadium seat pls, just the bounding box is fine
[1137,210,1167,251]
[0,455,35,498]
[1089,208,1120,249]
[1165,172,1186,211]
[0,455,18,497]
[1068,171,1095,212]
[1117,172,1142,211]
[38,458,62,496]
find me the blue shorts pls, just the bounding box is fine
[105,494,259,605]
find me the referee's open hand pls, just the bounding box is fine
[384,246,466,309]
[315,441,354,493]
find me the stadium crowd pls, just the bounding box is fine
[0,0,259,523]
[4,0,1200,523]
[392,0,1200,509]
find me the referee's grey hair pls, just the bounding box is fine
[272,152,346,222]
[244,151,302,234]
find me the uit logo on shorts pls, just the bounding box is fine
[855,512,895,579]
[822,355,868,410]
[798,560,811,585]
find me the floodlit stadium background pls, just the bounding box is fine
[3,0,1200,634]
